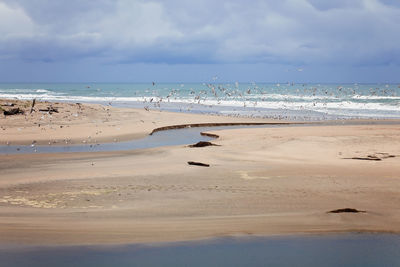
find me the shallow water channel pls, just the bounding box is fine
[0,124,285,154]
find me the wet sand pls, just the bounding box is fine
[1,99,400,245]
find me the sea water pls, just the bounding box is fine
[1,82,399,120]
[0,234,399,267]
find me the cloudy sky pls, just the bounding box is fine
[0,0,399,83]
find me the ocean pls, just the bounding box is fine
[1,82,400,120]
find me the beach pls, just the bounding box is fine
[1,99,400,245]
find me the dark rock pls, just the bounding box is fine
[188,141,220,148]
[328,208,366,213]
[187,161,210,167]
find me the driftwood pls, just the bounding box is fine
[30,98,36,114]
[345,153,395,161]
[3,107,24,116]
[187,161,210,167]
[328,208,366,213]
[188,141,220,148]
[150,122,292,135]
[350,156,382,161]
[39,106,59,114]
[200,132,220,138]
[373,153,396,159]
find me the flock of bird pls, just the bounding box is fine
[134,82,399,121]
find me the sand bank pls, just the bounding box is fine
[0,99,274,146]
[1,99,400,245]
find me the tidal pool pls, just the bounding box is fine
[0,124,281,154]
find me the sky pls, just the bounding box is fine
[0,0,399,83]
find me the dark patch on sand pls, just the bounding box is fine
[188,141,220,148]
[188,161,210,167]
[328,208,366,213]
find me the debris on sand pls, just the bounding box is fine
[3,107,24,116]
[30,99,36,114]
[200,132,220,138]
[345,153,396,161]
[328,208,366,213]
[39,106,59,114]
[350,156,382,161]
[187,161,210,167]
[188,141,220,148]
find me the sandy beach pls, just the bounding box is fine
[0,99,273,146]
[1,99,400,245]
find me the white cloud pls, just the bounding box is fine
[0,2,34,39]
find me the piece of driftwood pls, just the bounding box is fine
[30,98,36,114]
[187,161,210,167]
[374,153,396,159]
[328,208,366,213]
[188,141,220,148]
[200,132,220,138]
[4,107,24,116]
[345,153,395,161]
[39,106,59,114]
[149,122,292,135]
[350,156,382,161]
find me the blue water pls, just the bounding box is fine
[1,82,399,120]
[1,234,399,267]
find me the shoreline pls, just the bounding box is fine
[0,99,276,146]
[1,99,400,246]
[2,98,399,147]
[1,82,400,122]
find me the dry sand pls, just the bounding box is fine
[1,99,400,245]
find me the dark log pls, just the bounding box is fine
[187,161,210,167]
[39,106,59,114]
[200,132,219,138]
[328,208,366,213]
[345,153,396,161]
[350,157,381,161]
[150,122,293,135]
[374,153,395,159]
[30,98,36,114]
[188,141,220,148]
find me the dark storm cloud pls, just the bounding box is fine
[0,0,399,66]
